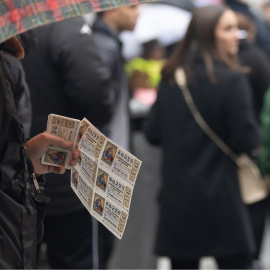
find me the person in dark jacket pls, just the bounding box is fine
[225,0,270,57]
[259,87,270,178]
[0,35,80,269]
[237,12,270,267]
[91,6,139,266]
[144,4,261,269]
[238,12,270,122]
[22,17,114,269]
[92,6,139,151]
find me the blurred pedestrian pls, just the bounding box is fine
[144,4,261,269]
[225,0,270,57]
[92,5,140,151]
[125,39,165,91]
[259,87,270,186]
[22,16,114,269]
[261,0,270,28]
[237,12,270,122]
[0,35,80,269]
[91,8,139,267]
[237,12,270,268]
[125,39,165,130]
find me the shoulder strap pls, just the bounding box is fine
[174,68,240,165]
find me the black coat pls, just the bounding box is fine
[22,17,114,215]
[0,52,47,268]
[92,18,131,151]
[1,52,32,137]
[144,60,261,259]
[238,39,270,122]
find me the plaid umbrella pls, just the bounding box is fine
[0,0,155,44]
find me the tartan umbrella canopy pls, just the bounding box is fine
[0,0,155,44]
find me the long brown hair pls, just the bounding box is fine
[162,4,245,84]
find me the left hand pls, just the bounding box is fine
[25,132,80,175]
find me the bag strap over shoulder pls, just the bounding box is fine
[174,68,240,166]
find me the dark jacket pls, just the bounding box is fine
[144,60,261,259]
[92,17,130,151]
[0,48,47,268]
[1,52,32,137]
[238,39,270,122]
[22,17,114,215]
[259,87,270,176]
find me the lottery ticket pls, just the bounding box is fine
[78,118,106,159]
[77,118,91,144]
[71,167,94,210]
[95,168,133,211]
[43,114,142,239]
[75,151,98,186]
[46,114,81,143]
[71,167,130,239]
[100,140,141,186]
[74,120,141,238]
[91,192,129,239]
[41,114,81,169]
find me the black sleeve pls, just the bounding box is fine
[1,53,32,137]
[50,17,114,128]
[144,84,163,146]
[222,72,261,154]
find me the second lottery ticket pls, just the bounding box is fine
[41,114,81,169]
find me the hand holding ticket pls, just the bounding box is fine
[42,114,142,239]
[41,114,81,169]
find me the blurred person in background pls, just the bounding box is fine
[91,6,139,265]
[92,5,139,150]
[125,39,165,130]
[22,16,114,269]
[237,12,270,268]
[125,39,165,91]
[258,85,270,268]
[261,0,270,27]
[225,0,270,57]
[237,12,270,122]
[144,4,261,269]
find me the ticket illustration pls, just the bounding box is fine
[100,140,141,186]
[95,168,133,211]
[91,192,129,239]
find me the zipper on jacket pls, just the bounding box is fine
[31,172,40,193]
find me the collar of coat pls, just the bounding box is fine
[0,36,25,59]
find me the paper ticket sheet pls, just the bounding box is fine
[42,114,141,239]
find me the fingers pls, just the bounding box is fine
[47,165,66,174]
[56,167,66,174]
[45,132,73,149]
[69,147,81,167]
[69,159,77,167]
[72,148,80,159]
[34,132,80,174]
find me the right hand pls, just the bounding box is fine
[25,132,81,175]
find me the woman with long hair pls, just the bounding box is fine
[144,4,261,269]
